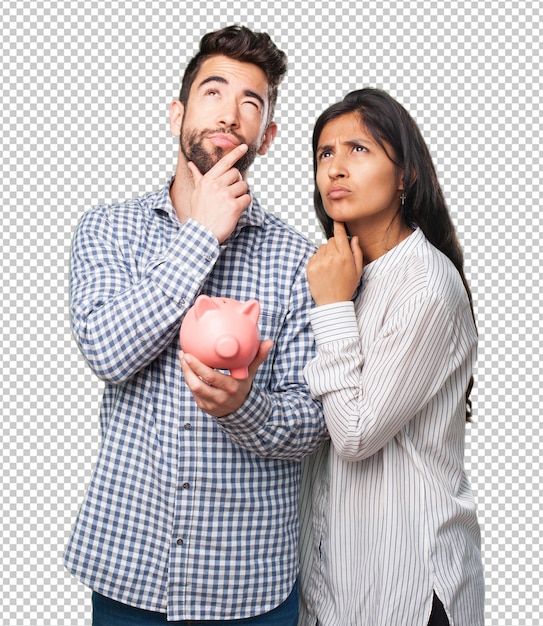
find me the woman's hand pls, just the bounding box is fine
[307,221,363,306]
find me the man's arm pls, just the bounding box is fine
[70,209,220,383]
[70,146,253,384]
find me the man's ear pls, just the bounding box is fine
[257,122,278,155]
[169,100,184,138]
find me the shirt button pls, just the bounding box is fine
[184,423,191,430]
[183,482,190,489]
[176,538,184,546]
[204,254,213,262]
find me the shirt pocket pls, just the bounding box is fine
[254,311,283,388]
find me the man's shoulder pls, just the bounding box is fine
[259,208,317,254]
[77,184,170,231]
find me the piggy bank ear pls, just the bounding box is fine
[194,295,219,320]
[240,299,260,324]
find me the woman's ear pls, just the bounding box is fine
[397,168,417,194]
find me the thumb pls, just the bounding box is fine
[187,161,203,184]
[350,236,364,276]
[248,339,274,378]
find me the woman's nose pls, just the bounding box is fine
[328,156,347,178]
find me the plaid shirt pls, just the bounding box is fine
[64,180,327,621]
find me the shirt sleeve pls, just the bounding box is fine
[303,295,474,462]
[215,266,328,461]
[69,207,219,383]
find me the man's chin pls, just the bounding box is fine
[182,141,257,176]
[181,142,220,175]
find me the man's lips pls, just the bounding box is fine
[207,133,241,149]
[327,186,351,200]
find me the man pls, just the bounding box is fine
[65,25,326,625]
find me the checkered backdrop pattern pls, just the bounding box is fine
[1,1,540,624]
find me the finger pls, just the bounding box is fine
[313,242,328,258]
[181,352,233,391]
[350,236,364,276]
[207,143,249,178]
[187,161,203,185]
[228,179,250,199]
[248,340,274,378]
[332,221,351,249]
[223,167,245,186]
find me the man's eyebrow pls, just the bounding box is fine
[198,76,265,108]
[198,75,229,89]
[243,90,265,108]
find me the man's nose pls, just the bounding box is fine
[216,100,240,128]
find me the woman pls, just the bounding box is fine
[299,88,484,625]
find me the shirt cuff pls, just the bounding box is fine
[310,301,359,345]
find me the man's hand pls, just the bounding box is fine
[187,144,252,243]
[306,221,363,306]
[179,339,274,417]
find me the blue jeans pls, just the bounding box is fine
[92,581,298,625]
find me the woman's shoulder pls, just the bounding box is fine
[367,230,470,319]
[402,232,471,316]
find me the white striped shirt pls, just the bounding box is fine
[299,229,484,626]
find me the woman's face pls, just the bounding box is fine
[315,112,404,237]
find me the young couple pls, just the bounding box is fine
[65,25,484,626]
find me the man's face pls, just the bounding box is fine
[175,55,276,176]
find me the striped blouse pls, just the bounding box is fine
[299,228,485,625]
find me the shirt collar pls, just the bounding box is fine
[154,177,265,238]
[362,228,424,282]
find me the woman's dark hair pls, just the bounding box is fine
[179,25,287,125]
[313,87,475,420]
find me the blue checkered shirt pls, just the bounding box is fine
[64,179,327,621]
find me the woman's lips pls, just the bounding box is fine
[327,186,351,200]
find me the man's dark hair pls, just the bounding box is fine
[179,25,287,124]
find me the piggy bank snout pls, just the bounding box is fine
[215,335,240,359]
[180,295,260,379]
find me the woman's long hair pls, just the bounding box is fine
[312,88,475,420]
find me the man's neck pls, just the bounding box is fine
[169,155,193,223]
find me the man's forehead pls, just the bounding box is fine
[192,55,269,98]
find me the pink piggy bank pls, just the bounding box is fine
[180,295,261,379]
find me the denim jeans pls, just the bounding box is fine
[92,581,298,626]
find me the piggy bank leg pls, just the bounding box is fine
[229,367,249,380]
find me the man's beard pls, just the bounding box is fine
[180,126,259,176]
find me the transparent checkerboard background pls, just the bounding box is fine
[1,1,540,624]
